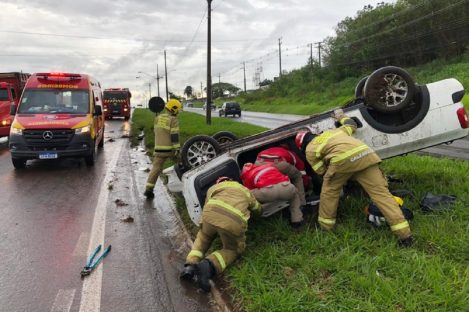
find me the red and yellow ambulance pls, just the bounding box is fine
[9,72,105,169]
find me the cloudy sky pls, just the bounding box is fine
[1,0,393,103]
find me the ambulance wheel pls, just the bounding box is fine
[12,158,26,169]
[85,141,97,166]
[98,136,104,149]
[181,135,221,169]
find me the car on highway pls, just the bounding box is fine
[163,66,469,224]
[219,102,241,117]
[202,102,216,111]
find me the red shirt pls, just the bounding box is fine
[256,147,305,171]
[241,163,290,189]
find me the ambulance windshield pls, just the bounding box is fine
[18,89,90,114]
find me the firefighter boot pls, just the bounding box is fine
[144,189,155,199]
[180,264,196,281]
[196,259,216,292]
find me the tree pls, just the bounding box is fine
[184,85,193,98]
[259,79,273,87]
[212,82,240,98]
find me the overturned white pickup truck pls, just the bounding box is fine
[164,66,469,225]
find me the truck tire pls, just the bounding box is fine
[12,158,26,169]
[181,135,221,169]
[212,131,238,145]
[364,66,416,113]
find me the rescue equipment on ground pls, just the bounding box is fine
[80,244,112,277]
[365,196,413,227]
[420,192,457,212]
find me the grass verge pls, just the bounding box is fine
[131,111,468,311]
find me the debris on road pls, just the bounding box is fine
[108,183,114,190]
[138,133,145,140]
[120,216,134,223]
[107,138,115,143]
[114,199,129,206]
[121,134,130,138]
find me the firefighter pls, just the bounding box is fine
[240,162,303,228]
[295,110,413,246]
[144,99,182,199]
[255,146,307,206]
[181,177,261,292]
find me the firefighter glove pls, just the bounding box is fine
[368,213,386,227]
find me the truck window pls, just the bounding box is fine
[0,89,8,100]
[10,88,16,100]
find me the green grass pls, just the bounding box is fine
[226,154,469,311]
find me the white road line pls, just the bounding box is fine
[51,289,76,312]
[79,140,124,312]
[72,232,90,257]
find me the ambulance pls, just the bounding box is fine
[9,72,105,169]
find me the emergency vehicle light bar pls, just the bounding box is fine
[36,73,82,80]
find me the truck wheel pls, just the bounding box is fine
[98,135,104,149]
[12,158,26,169]
[364,66,416,113]
[85,141,97,166]
[181,135,221,169]
[212,131,238,145]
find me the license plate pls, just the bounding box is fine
[39,152,58,159]
[113,110,120,114]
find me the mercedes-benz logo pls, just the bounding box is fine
[42,131,53,140]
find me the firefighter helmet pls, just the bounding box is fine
[295,130,313,151]
[165,99,182,114]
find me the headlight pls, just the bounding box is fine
[10,126,23,135]
[75,125,91,134]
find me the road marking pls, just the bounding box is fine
[51,289,75,312]
[79,140,123,312]
[72,232,89,257]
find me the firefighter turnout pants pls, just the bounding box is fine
[145,152,173,191]
[186,222,246,274]
[252,181,303,223]
[318,164,411,239]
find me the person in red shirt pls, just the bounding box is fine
[240,162,303,228]
[255,146,308,206]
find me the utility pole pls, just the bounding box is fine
[218,73,221,98]
[148,82,151,99]
[309,43,313,67]
[200,81,203,99]
[164,50,169,101]
[278,37,282,77]
[242,62,246,93]
[156,64,160,97]
[206,0,212,125]
[315,42,322,68]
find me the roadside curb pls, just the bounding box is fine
[160,184,232,312]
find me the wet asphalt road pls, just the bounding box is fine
[185,107,469,160]
[0,120,213,312]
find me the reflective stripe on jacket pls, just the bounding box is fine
[240,163,290,189]
[305,117,381,175]
[202,181,260,233]
[154,109,180,153]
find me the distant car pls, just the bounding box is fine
[203,102,216,111]
[219,102,241,117]
[163,66,469,224]
[186,102,194,108]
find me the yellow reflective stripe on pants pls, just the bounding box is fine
[188,250,204,259]
[330,144,369,164]
[207,199,248,223]
[154,145,172,150]
[391,221,410,232]
[212,251,227,271]
[146,182,155,188]
[318,216,336,225]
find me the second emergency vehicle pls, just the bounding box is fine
[9,72,105,169]
[0,72,31,137]
[103,88,132,120]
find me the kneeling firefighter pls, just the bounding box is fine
[181,177,261,292]
[295,109,413,246]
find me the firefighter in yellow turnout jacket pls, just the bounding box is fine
[181,177,261,292]
[144,99,182,199]
[295,110,413,246]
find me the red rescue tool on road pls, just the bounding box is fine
[102,88,131,120]
[0,72,31,138]
[8,72,105,169]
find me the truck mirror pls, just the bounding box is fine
[10,104,17,115]
[94,105,103,116]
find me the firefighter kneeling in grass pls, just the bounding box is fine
[144,99,182,199]
[181,177,261,292]
[295,109,413,247]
